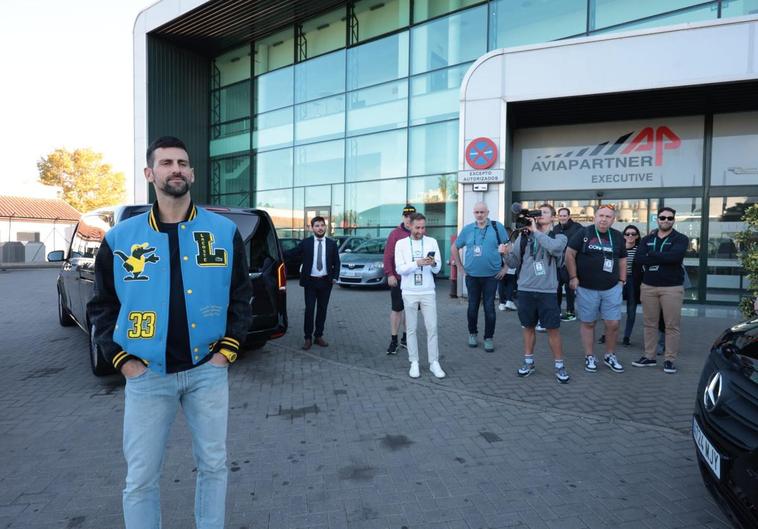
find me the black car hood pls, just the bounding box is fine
[714,318,758,360]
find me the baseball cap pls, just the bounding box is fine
[402,204,416,216]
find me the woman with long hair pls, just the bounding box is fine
[621,224,642,345]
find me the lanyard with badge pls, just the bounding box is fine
[595,226,615,273]
[410,237,424,286]
[647,234,670,272]
[472,224,488,257]
[531,236,546,276]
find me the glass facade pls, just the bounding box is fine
[207,0,757,290]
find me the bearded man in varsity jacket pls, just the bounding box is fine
[88,136,252,529]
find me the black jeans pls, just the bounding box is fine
[498,273,517,302]
[556,273,575,313]
[304,278,332,339]
[465,275,498,339]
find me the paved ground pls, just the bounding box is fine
[0,269,742,529]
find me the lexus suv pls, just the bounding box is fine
[48,205,288,376]
[692,318,758,529]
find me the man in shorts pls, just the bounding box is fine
[383,204,416,354]
[565,204,627,374]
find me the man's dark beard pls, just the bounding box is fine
[160,178,190,197]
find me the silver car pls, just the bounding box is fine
[337,238,388,288]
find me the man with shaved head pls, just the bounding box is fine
[451,201,509,352]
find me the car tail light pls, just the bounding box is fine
[277,262,286,291]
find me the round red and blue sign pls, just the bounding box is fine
[465,137,498,170]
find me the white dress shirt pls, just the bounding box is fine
[310,237,328,277]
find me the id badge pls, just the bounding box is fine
[603,258,614,273]
[473,245,482,257]
[533,261,546,276]
[414,273,423,286]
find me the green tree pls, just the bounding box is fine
[736,203,758,318]
[37,148,126,212]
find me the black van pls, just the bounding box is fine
[48,204,288,376]
[692,318,758,529]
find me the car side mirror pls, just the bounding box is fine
[47,250,65,262]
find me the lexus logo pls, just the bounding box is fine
[703,372,723,412]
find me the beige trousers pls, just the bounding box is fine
[640,283,684,361]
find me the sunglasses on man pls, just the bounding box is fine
[658,215,675,221]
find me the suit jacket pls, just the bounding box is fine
[285,236,340,287]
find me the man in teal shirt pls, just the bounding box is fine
[451,202,508,352]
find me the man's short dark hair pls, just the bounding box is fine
[658,206,676,216]
[310,216,326,227]
[558,207,571,216]
[538,203,556,216]
[146,136,189,167]
[410,212,426,223]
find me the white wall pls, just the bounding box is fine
[0,219,76,260]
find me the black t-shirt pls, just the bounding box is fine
[158,220,209,373]
[568,226,628,291]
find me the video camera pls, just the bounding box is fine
[511,202,542,231]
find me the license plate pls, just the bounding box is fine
[693,417,721,479]
[342,271,355,277]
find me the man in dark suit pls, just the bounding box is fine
[284,216,340,350]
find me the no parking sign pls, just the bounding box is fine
[465,137,498,170]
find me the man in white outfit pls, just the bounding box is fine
[394,213,445,379]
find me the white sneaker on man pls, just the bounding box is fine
[430,361,446,379]
[409,362,420,379]
[505,300,517,311]
[498,303,507,311]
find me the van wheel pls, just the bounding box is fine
[58,290,74,327]
[89,324,115,376]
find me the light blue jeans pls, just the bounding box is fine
[123,361,229,529]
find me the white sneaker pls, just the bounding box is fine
[430,361,446,379]
[409,362,420,378]
[505,300,517,311]
[536,324,546,333]
[498,303,507,311]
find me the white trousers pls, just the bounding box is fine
[402,290,439,365]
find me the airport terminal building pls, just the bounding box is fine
[134,0,758,304]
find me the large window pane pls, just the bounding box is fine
[295,50,345,103]
[413,0,484,23]
[294,139,345,186]
[662,197,702,301]
[346,129,407,182]
[254,107,293,151]
[212,193,251,207]
[306,185,331,206]
[353,0,410,42]
[347,32,409,90]
[255,148,293,191]
[592,0,708,30]
[210,133,250,157]
[255,66,293,113]
[293,187,305,236]
[345,178,407,227]
[255,27,294,76]
[210,155,250,195]
[255,189,293,229]
[490,0,586,48]
[706,196,754,303]
[300,8,346,59]
[411,5,487,74]
[332,184,345,232]
[214,82,250,123]
[214,45,251,87]
[347,80,408,136]
[591,3,718,34]
[410,63,468,125]
[408,174,458,226]
[409,120,458,176]
[711,111,758,187]
[295,95,345,145]
[721,0,758,18]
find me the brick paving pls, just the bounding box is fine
[0,269,740,529]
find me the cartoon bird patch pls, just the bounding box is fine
[114,243,160,281]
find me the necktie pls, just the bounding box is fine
[317,239,323,272]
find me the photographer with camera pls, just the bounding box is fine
[451,202,509,352]
[565,204,627,374]
[394,213,445,379]
[501,203,570,383]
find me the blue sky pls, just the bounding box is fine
[0,0,151,199]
